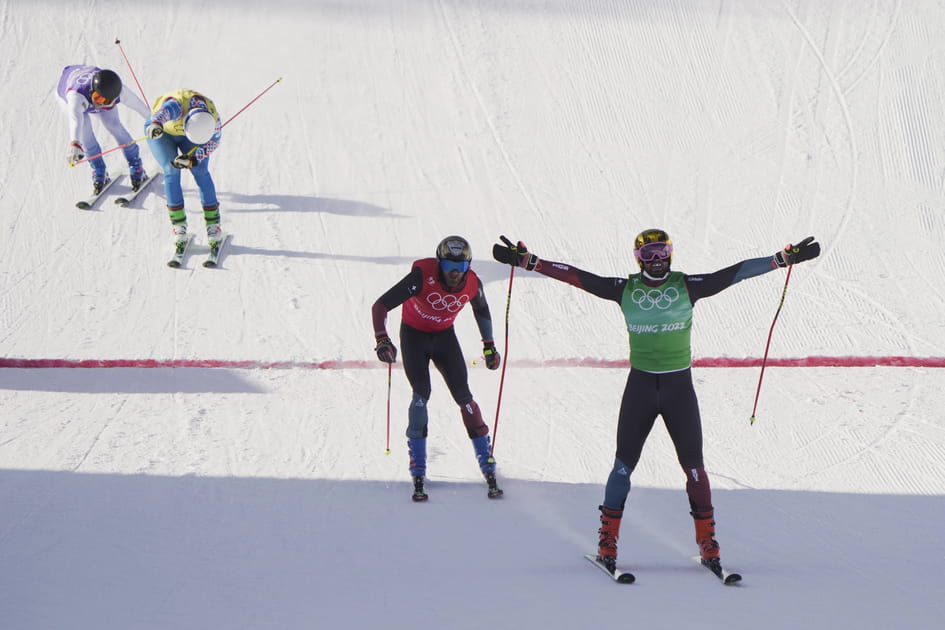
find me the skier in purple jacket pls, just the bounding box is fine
[57,65,150,195]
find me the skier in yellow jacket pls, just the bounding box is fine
[145,89,223,256]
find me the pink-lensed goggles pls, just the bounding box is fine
[634,241,673,262]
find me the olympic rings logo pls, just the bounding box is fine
[426,292,469,312]
[630,286,679,310]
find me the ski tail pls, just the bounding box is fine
[76,175,122,210]
[115,173,160,207]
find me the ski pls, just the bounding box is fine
[114,173,159,207]
[584,553,635,584]
[695,556,742,585]
[167,234,196,268]
[203,232,231,268]
[75,175,122,210]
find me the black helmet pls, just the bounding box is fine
[435,235,472,263]
[91,69,122,103]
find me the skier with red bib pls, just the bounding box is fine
[372,236,503,501]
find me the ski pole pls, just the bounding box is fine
[749,263,794,425]
[70,135,147,167]
[490,240,517,457]
[385,363,392,454]
[70,78,281,168]
[221,77,282,129]
[177,77,282,159]
[114,38,148,105]
[69,39,148,169]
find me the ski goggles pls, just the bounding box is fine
[439,259,470,273]
[634,241,673,262]
[91,91,113,106]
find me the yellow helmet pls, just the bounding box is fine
[633,229,673,270]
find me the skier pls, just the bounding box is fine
[144,89,223,258]
[57,65,150,194]
[371,236,504,501]
[492,230,820,576]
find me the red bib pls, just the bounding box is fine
[401,258,479,332]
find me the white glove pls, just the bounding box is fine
[67,141,84,165]
[172,155,196,169]
[146,121,164,139]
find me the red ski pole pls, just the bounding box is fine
[490,254,517,457]
[114,38,148,105]
[221,77,282,129]
[70,135,147,167]
[385,362,392,454]
[749,263,794,425]
[70,78,282,168]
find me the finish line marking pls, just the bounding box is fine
[1,357,943,369]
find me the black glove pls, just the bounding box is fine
[773,236,820,267]
[374,333,397,363]
[492,235,539,271]
[483,340,501,370]
[172,155,197,169]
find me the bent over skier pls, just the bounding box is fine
[372,236,503,501]
[145,89,223,258]
[57,65,150,195]
[493,230,820,577]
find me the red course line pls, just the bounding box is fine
[1,357,944,369]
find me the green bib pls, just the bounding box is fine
[619,272,693,372]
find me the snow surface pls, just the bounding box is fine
[2,1,945,628]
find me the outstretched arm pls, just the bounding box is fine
[687,237,821,303]
[492,237,625,303]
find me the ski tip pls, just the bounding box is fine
[167,260,182,268]
[114,199,129,207]
[724,573,743,585]
[202,260,218,268]
[411,494,429,502]
[76,203,91,210]
[584,554,635,583]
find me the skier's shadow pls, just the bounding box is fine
[219,192,401,217]
[211,192,410,260]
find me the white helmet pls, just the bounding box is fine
[184,110,216,144]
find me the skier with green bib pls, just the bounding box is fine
[492,230,820,578]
